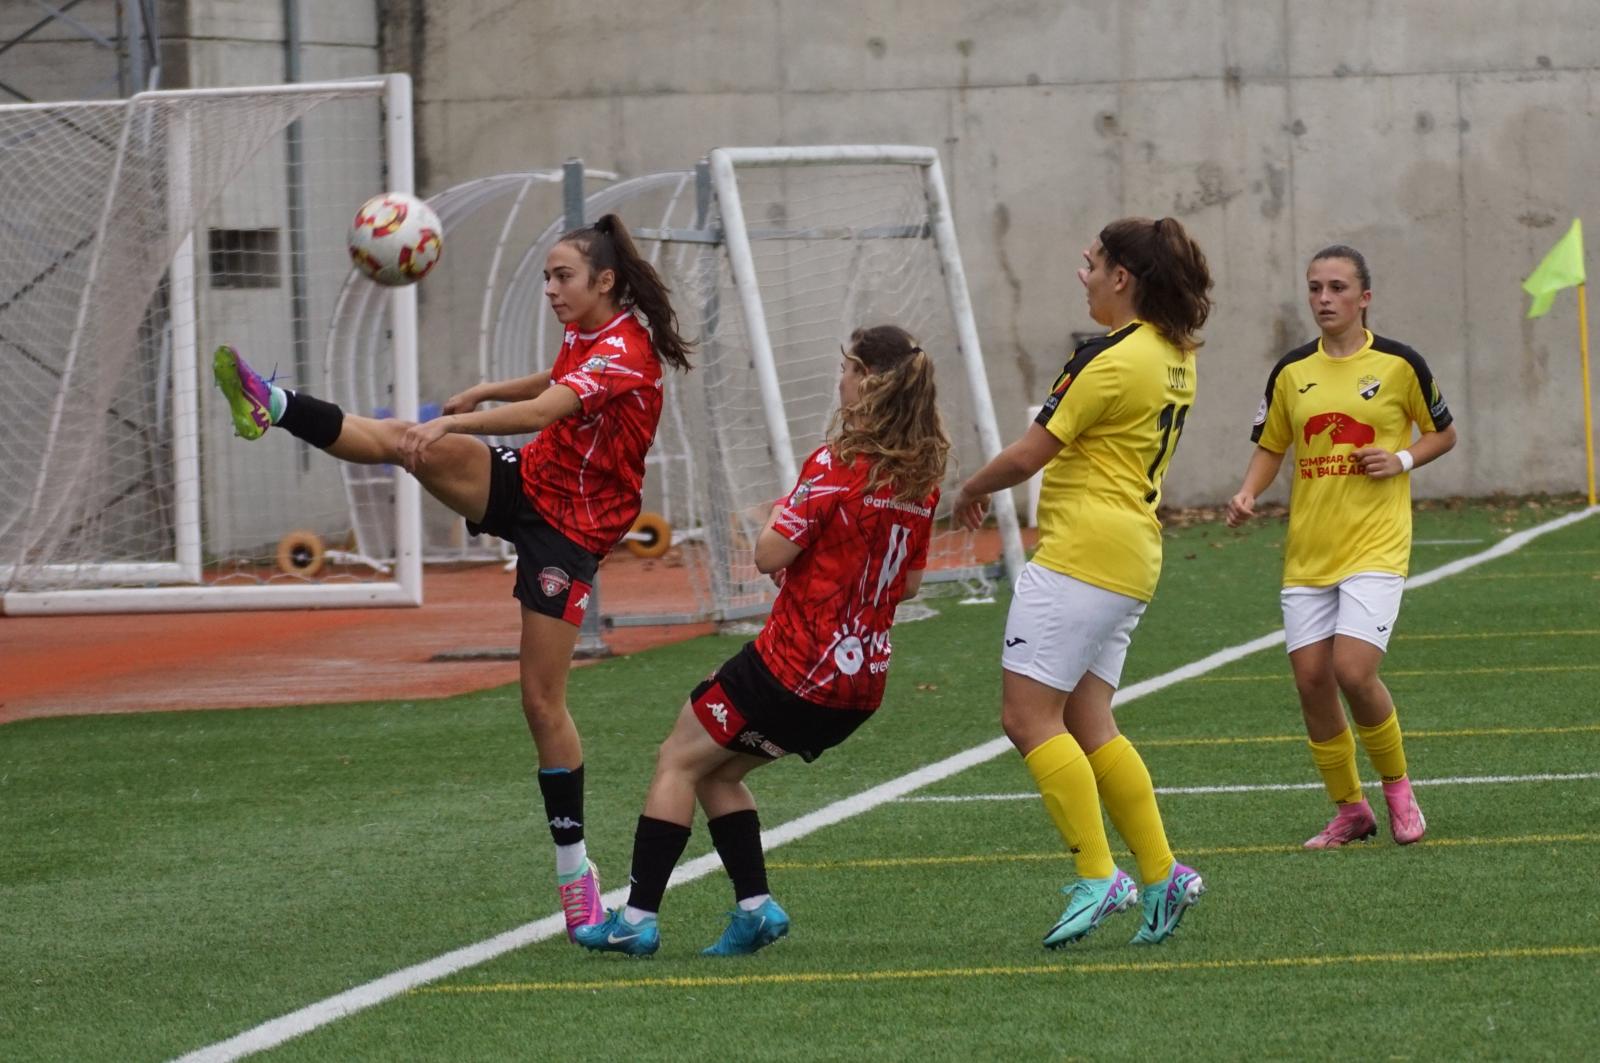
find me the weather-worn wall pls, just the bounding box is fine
[384,0,1600,505]
[13,2,1596,505]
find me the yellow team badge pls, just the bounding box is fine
[1357,374,1381,400]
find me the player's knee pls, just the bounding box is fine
[1291,667,1337,704]
[519,686,568,728]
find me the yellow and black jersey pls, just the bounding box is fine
[1252,330,1453,587]
[1033,320,1196,602]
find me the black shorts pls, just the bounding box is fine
[467,445,600,624]
[689,642,874,763]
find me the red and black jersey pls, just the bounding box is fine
[520,312,664,554]
[754,445,937,711]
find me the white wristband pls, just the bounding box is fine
[1396,449,1415,473]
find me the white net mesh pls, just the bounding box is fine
[664,158,996,619]
[0,82,406,603]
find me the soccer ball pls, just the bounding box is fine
[347,191,443,286]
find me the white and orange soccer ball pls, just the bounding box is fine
[347,191,443,286]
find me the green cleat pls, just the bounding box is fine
[1130,863,1205,945]
[1043,868,1137,948]
[212,345,275,440]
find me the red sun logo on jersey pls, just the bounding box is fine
[1303,412,1375,448]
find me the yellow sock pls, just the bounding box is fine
[1355,710,1408,783]
[1308,728,1364,805]
[1024,732,1114,879]
[1087,735,1174,886]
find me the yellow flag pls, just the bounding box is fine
[1523,218,1585,318]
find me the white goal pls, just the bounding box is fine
[0,76,422,615]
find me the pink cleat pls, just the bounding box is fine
[558,860,603,941]
[1303,800,1378,849]
[1383,778,1428,845]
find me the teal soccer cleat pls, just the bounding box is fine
[702,898,790,957]
[1130,863,1205,945]
[572,908,660,957]
[1042,868,1137,948]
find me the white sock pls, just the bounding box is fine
[555,841,587,878]
[623,905,656,924]
[737,893,771,912]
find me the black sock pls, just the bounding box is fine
[275,390,345,449]
[707,809,768,902]
[627,815,692,914]
[537,764,585,846]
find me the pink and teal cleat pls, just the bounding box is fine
[1043,868,1137,948]
[558,860,604,941]
[1382,778,1427,845]
[212,345,275,440]
[1304,799,1379,849]
[1131,862,1205,944]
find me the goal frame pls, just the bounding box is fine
[0,75,423,616]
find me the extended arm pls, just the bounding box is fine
[952,423,1065,530]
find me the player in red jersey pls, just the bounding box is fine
[211,213,692,939]
[574,324,949,957]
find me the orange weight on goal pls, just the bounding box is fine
[624,511,672,559]
[275,530,327,577]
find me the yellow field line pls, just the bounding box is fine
[1396,628,1600,640]
[418,944,1600,996]
[765,833,1600,872]
[1140,723,1600,748]
[1191,663,1600,683]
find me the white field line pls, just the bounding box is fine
[172,505,1598,1063]
[899,771,1600,802]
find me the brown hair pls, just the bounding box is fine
[828,324,950,502]
[1310,244,1372,327]
[1098,216,1213,351]
[558,213,694,370]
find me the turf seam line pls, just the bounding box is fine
[168,504,1599,1063]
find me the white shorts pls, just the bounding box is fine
[1280,572,1405,654]
[1001,563,1147,693]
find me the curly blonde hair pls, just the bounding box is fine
[828,325,950,501]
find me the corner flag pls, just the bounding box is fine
[1523,218,1585,319]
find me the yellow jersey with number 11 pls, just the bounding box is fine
[1031,321,1196,602]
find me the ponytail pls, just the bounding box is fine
[1099,216,1213,352]
[829,324,949,501]
[559,213,695,370]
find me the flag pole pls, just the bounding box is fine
[1580,282,1597,506]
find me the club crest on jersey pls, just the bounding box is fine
[538,566,571,597]
[789,474,823,507]
[581,354,613,373]
[1357,374,1381,400]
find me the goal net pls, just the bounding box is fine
[464,148,1023,625]
[0,77,422,615]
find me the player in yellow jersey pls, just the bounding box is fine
[954,217,1211,947]
[1226,245,1456,849]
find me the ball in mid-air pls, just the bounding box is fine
[347,191,443,286]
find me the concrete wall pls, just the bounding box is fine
[384,0,1600,506]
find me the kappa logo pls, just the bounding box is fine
[538,566,571,597]
[601,335,628,352]
[573,591,590,612]
[549,816,582,830]
[706,702,729,729]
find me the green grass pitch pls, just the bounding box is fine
[3,498,1596,1061]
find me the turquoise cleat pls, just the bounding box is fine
[573,908,660,957]
[1042,868,1137,948]
[1130,863,1205,945]
[702,898,790,957]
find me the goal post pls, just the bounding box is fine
[0,75,423,615]
[706,144,1026,588]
